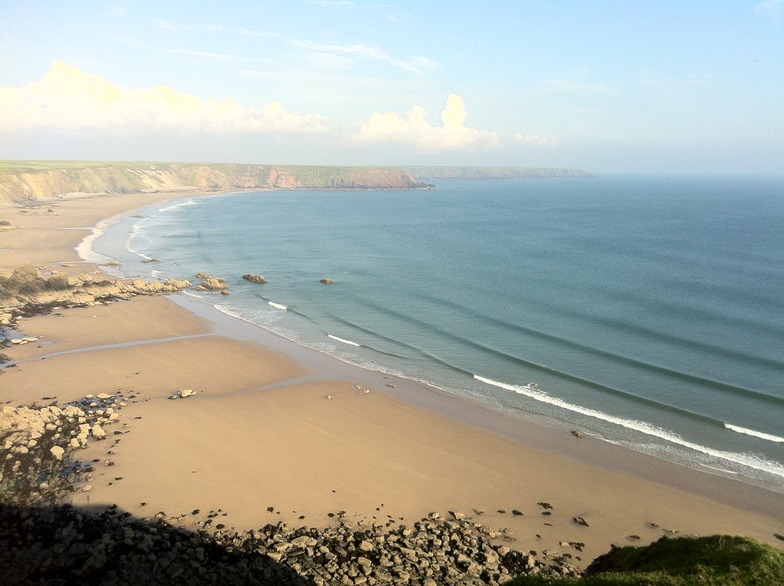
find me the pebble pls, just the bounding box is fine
[0,391,582,585]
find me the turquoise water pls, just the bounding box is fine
[95,176,784,490]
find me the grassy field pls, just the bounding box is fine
[508,535,784,586]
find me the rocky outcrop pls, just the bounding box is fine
[0,163,431,203]
[0,269,192,326]
[195,277,228,291]
[0,392,127,507]
[243,274,268,284]
[0,502,580,585]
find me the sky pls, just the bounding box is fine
[1,1,782,174]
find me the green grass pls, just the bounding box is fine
[508,535,784,586]
[0,160,132,174]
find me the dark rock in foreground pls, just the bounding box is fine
[0,504,580,585]
[1,395,580,585]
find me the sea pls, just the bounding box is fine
[90,175,784,492]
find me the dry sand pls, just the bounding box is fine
[1,191,782,568]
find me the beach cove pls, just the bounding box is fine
[1,189,783,578]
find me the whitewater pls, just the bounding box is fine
[93,176,784,492]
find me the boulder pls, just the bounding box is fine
[50,445,65,461]
[242,274,267,284]
[196,277,228,291]
[320,278,336,284]
[169,389,197,399]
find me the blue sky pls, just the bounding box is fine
[1,0,782,174]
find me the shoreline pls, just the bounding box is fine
[1,189,782,571]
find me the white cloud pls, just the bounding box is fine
[154,18,278,38]
[0,61,328,135]
[289,40,438,74]
[154,18,178,31]
[205,24,279,38]
[167,49,237,63]
[755,0,784,23]
[355,94,500,152]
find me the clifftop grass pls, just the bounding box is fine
[508,535,784,586]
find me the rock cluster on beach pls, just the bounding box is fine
[1,393,127,507]
[0,395,581,585]
[0,503,580,585]
[0,270,191,326]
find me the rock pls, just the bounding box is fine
[50,445,65,460]
[320,278,336,284]
[572,516,590,527]
[91,424,106,439]
[242,274,267,284]
[196,277,228,291]
[358,539,374,552]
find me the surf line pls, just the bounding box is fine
[328,334,361,347]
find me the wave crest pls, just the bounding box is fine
[725,423,784,444]
[328,334,361,347]
[474,374,784,479]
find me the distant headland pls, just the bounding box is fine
[0,161,591,204]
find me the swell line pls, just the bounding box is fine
[474,375,784,479]
[357,298,729,426]
[328,315,426,360]
[420,293,784,406]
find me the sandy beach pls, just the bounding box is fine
[1,192,782,570]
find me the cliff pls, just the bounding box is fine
[0,162,430,204]
[403,166,592,180]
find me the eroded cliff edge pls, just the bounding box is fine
[0,162,431,204]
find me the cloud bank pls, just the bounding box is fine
[0,61,327,135]
[2,63,513,156]
[356,94,500,151]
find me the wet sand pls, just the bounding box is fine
[1,191,782,568]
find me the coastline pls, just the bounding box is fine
[1,190,782,571]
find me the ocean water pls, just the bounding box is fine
[94,176,784,491]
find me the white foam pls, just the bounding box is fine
[474,374,784,479]
[328,334,360,347]
[268,301,287,310]
[725,423,784,444]
[158,199,197,212]
[75,219,119,264]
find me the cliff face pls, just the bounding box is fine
[0,163,429,203]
